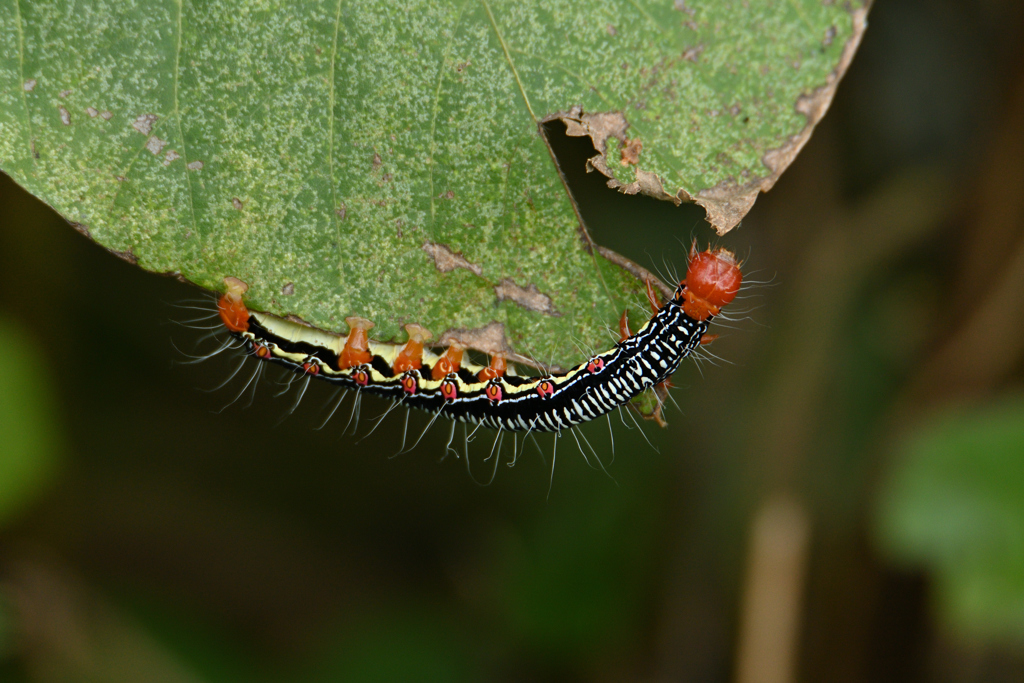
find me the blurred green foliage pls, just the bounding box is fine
[875,397,1024,644]
[301,610,477,683]
[0,315,62,527]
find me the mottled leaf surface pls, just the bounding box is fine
[0,0,864,367]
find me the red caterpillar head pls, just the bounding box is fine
[677,246,742,321]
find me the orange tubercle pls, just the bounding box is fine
[618,310,632,342]
[644,277,662,315]
[393,324,433,374]
[338,316,374,369]
[217,277,250,332]
[478,354,507,382]
[679,246,742,321]
[431,343,465,381]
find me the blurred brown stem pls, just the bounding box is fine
[734,496,811,683]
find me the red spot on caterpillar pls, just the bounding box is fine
[431,344,464,381]
[587,357,605,373]
[393,324,432,374]
[679,245,742,321]
[478,354,506,382]
[537,380,555,398]
[440,379,458,401]
[352,368,370,386]
[217,277,250,332]
[485,381,503,403]
[253,343,272,359]
[401,373,419,395]
[302,361,320,375]
[338,317,374,369]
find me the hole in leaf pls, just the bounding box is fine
[540,118,708,271]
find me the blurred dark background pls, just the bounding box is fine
[2,0,1024,680]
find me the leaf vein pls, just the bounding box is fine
[12,0,36,169]
[427,0,470,229]
[173,0,199,239]
[329,0,343,280]
[481,0,535,123]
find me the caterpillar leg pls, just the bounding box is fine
[617,275,661,344]
[649,382,671,428]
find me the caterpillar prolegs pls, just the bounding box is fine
[215,247,742,433]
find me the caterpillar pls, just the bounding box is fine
[215,246,742,433]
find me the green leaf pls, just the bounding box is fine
[0,315,63,526]
[874,397,1024,644]
[0,0,865,367]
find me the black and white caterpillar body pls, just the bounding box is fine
[216,247,742,433]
